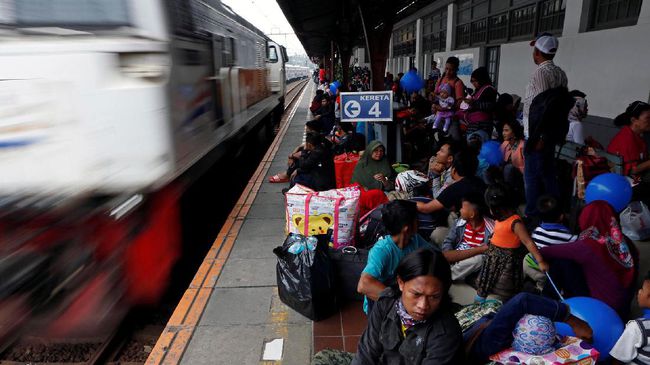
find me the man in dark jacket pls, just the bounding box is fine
[354,248,463,364]
[292,134,334,191]
[352,287,463,365]
[307,96,335,134]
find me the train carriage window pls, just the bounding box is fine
[166,0,195,35]
[268,46,279,63]
[212,35,224,70]
[280,46,289,63]
[223,37,235,66]
[7,0,130,27]
[210,35,225,126]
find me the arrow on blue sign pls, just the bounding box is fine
[340,91,394,122]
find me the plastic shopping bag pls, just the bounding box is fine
[273,234,338,321]
[620,201,650,241]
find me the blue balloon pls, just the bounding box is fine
[555,321,575,337]
[399,71,424,93]
[585,173,632,212]
[554,297,624,357]
[479,140,503,166]
[329,83,338,95]
[333,80,341,88]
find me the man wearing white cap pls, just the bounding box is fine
[522,33,568,138]
[522,32,569,217]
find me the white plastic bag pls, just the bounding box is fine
[620,201,650,241]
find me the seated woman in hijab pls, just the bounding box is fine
[350,140,395,191]
[540,200,639,318]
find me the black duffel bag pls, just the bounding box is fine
[328,246,369,303]
[273,234,338,321]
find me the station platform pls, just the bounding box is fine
[144,81,480,365]
[145,83,366,365]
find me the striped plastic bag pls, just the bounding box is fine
[285,184,360,248]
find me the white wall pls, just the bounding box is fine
[433,47,482,86]
[497,42,536,99]
[498,20,650,119]
[388,46,480,87]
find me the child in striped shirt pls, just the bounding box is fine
[524,195,577,289]
[442,192,495,281]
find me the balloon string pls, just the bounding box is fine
[545,272,565,302]
[529,255,565,302]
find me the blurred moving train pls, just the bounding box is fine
[0,0,302,347]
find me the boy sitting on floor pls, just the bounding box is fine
[357,200,439,315]
[442,192,494,281]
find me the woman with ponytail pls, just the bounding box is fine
[607,101,650,204]
[607,101,650,176]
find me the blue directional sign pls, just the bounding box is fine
[340,91,393,122]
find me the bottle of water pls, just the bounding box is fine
[288,241,305,254]
[287,233,306,254]
[285,233,301,247]
[305,236,318,251]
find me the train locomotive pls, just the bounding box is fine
[0,0,296,347]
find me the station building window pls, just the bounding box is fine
[455,0,565,49]
[423,7,448,53]
[393,21,416,57]
[587,0,643,31]
[485,46,500,87]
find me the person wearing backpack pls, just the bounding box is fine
[522,33,570,217]
[357,200,439,315]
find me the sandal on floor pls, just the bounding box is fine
[268,174,289,183]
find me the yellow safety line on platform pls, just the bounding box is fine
[145,83,309,365]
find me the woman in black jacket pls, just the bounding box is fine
[352,248,463,365]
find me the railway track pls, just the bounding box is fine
[276,79,310,133]
[0,79,310,365]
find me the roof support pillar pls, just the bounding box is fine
[339,46,351,91]
[324,53,332,83]
[445,3,455,52]
[359,4,394,91]
[415,18,423,75]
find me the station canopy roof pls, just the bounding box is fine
[276,0,441,58]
